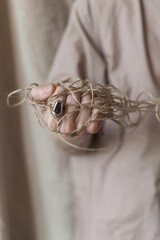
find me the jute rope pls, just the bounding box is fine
[7,78,160,151]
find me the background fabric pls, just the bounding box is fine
[0,0,74,239]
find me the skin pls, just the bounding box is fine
[30,83,103,140]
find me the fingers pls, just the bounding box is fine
[61,91,81,134]
[30,83,56,101]
[43,87,81,135]
[87,120,103,134]
[86,99,103,134]
[31,83,103,136]
[76,93,92,135]
[76,93,103,135]
[44,90,103,135]
[44,85,67,132]
[44,108,57,130]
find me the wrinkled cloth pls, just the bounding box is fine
[48,0,160,239]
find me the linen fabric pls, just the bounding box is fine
[48,0,160,239]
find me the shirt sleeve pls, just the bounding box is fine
[47,0,107,85]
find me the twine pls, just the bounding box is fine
[7,78,160,151]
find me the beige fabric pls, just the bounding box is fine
[48,0,160,239]
[1,0,74,240]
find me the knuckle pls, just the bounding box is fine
[66,93,80,107]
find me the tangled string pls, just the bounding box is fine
[7,78,160,137]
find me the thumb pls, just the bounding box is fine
[30,83,56,101]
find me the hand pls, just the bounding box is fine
[30,83,103,136]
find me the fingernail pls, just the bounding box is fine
[44,84,54,93]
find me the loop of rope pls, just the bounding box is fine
[7,78,160,151]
